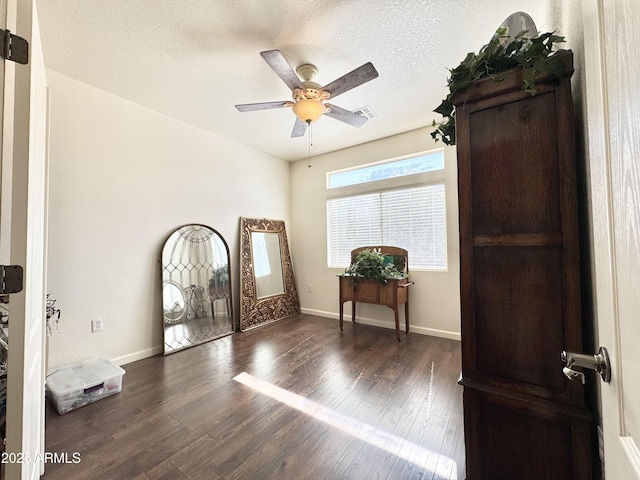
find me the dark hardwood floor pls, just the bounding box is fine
[44,314,464,479]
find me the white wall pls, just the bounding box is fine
[290,128,461,339]
[45,70,290,369]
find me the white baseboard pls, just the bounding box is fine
[300,307,461,342]
[112,345,163,367]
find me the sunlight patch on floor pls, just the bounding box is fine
[233,371,457,478]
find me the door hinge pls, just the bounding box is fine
[0,29,29,65]
[0,265,24,294]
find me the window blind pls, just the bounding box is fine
[327,183,447,269]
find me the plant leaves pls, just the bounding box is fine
[344,248,406,284]
[430,30,568,146]
[434,99,453,117]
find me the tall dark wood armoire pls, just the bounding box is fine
[455,52,594,479]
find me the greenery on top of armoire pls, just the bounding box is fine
[431,30,569,146]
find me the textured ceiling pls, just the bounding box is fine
[35,0,550,162]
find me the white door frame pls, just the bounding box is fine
[583,0,640,477]
[2,0,48,478]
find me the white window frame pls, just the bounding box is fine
[326,150,445,189]
[326,149,448,271]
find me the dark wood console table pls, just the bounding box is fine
[338,246,413,342]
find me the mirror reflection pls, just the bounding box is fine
[240,217,300,331]
[162,282,186,324]
[161,224,234,354]
[251,232,285,299]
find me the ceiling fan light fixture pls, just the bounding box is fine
[292,98,325,123]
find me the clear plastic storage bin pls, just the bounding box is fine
[46,357,125,414]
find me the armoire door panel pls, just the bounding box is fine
[473,246,566,391]
[469,92,561,236]
[463,388,590,480]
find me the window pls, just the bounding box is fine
[327,151,444,189]
[251,233,271,277]
[326,151,447,271]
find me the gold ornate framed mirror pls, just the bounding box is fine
[161,224,234,354]
[240,217,300,331]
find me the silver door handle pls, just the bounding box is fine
[562,366,585,384]
[561,346,611,383]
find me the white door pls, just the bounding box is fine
[583,0,640,478]
[1,0,48,478]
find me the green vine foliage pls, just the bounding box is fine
[431,30,568,146]
[344,248,406,285]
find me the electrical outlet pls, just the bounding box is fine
[91,318,102,332]
[307,284,312,292]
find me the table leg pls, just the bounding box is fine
[405,301,410,334]
[394,308,401,342]
[352,301,357,323]
[339,301,344,331]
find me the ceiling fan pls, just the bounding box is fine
[235,50,379,137]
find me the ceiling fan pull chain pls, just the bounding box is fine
[308,120,313,168]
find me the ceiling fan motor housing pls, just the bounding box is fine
[293,62,330,123]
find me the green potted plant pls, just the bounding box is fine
[431,30,568,146]
[344,248,407,285]
[209,265,230,298]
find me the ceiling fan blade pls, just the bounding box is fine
[260,50,303,91]
[321,62,379,99]
[325,103,368,127]
[291,118,307,137]
[235,101,291,112]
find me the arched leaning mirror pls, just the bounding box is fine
[240,217,300,331]
[162,224,234,354]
